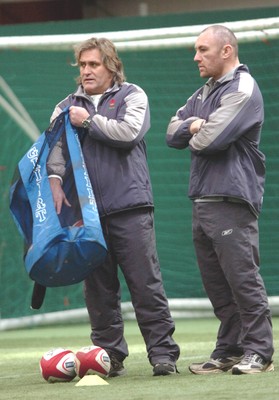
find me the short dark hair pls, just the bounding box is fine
[202,25,238,56]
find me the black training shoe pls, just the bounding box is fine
[189,356,243,375]
[232,353,274,375]
[153,363,178,376]
[107,353,127,378]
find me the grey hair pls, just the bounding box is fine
[73,37,126,85]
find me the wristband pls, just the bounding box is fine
[48,174,63,185]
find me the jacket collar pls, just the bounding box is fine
[205,63,249,89]
[74,82,121,98]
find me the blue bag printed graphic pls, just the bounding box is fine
[10,109,107,287]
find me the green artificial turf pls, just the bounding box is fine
[0,318,278,400]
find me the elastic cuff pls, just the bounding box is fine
[48,174,63,185]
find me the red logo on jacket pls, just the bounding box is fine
[109,99,116,109]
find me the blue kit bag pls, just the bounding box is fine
[10,109,107,289]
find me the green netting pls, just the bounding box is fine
[1,7,279,320]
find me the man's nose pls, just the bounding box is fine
[83,64,91,73]
[194,52,200,62]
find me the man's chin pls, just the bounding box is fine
[199,72,209,79]
[83,83,96,95]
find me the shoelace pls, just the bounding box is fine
[241,354,261,365]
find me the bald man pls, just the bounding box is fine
[166,25,274,375]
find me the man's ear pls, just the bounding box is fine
[222,44,233,59]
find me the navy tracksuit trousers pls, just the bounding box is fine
[192,200,273,361]
[84,208,180,366]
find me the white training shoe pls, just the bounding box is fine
[232,353,274,375]
[189,356,243,375]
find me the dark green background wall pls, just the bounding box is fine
[1,7,278,319]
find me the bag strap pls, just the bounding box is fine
[28,112,65,183]
[64,111,101,229]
